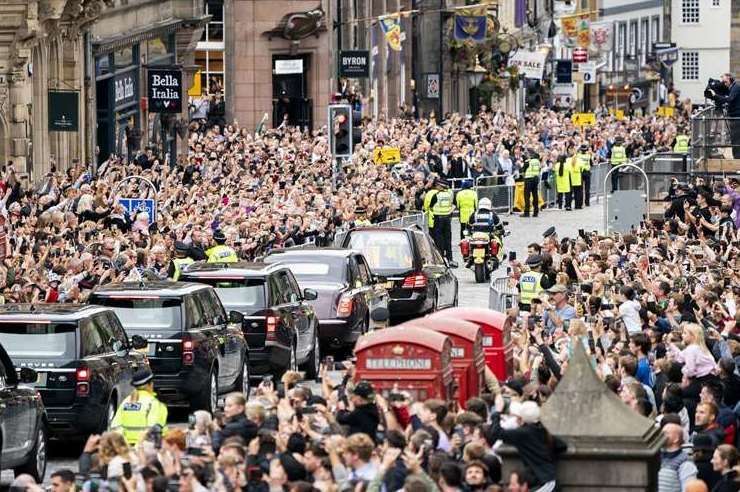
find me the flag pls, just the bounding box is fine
[560,13,589,48]
[454,9,487,42]
[515,0,526,28]
[370,21,378,80]
[576,17,590,48]
[590,21,613,52]
[379,15,402,51]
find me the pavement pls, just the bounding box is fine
[36,202,603,483]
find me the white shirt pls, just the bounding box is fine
[619,299,642,334]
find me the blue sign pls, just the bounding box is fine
[118,198,156,224]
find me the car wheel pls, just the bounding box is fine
[235,358,251,398]
[302,327,320,381]
[192,367,218,413]
[289,341,299,372]
[103,396,117,432]
[14,424,46,482]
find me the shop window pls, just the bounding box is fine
[114,46,133,69]
[147,36,173,65]
[96,55,112,77]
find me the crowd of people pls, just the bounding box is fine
[3,100,738,491]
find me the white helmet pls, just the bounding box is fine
[479,198,492,210]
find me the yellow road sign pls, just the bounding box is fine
[571,112,596,127]
[609,108,625,120]
[373,146,401,165]
[657,106,675,117]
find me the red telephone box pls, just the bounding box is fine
[404,318,485,407]
[428,307,513,381]
[354,326,454,401]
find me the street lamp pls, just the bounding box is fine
[467,55,487,88]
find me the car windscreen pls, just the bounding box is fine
[89,297,181,332]
[0,322,77,359]
[186,278,265,311]
[347,231,414,272]
[271,258,346,283]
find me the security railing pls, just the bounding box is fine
[489,276,519,312]
[691,104,738,171]
[332,212,427,247]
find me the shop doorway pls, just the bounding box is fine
[272,54,313,129]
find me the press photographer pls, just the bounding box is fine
[706,73,740,158]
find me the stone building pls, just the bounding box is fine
[0,0,206,178]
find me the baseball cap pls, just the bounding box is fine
[547,284,568,294]
[351,380,375,399]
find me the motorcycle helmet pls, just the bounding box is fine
[478,198,492,210]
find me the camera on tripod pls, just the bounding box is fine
[705,78,729,99]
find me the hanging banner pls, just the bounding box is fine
[453,8,487,43]
[147,68,182,113]
[507,50,547,80]
[590,21,613,52]
[379,15,403,51]
[48,91,79,132]
[576,17,591,48]
[560,13,589,48]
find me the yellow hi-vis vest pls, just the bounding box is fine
[110,390,168,446]
[519,271,544,306]
[611,145,627,165]
[524,159,541,179]
[456,189,478,224]
[576,152,591,172]
[568,157,582,187]
[674,135,689,154]
[554,162,571,193]
[172,257,194,281]
[431,190,454,216]
[206,245,238,263]
[423,189,439,227]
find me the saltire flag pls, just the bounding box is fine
[379,15,403,51]
[454,9,487,42]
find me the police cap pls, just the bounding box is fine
[132,368,154,387]
[525,254,543,267]
[174,241,189,254]
[542,226,557,239]
[579,144,589,152]
[213,229,227,243]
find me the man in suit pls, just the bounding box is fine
[709,73,740,158]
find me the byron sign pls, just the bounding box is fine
[147,69,182,113]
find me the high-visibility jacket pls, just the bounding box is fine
[674,135,689,154]
[554,162,571,193]
[576,152,592,172]
[206,245,238,263]
[611,145,627,165]
[423,189,439,227]
[171,257,194,281]
[568,157,583,187]
[519,271,544,306]
[456,189,478,224]
[110,390,168,446]
[355,218,372,227]
[524,159,541,179]
[431,190,454,216]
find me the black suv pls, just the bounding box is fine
[89,282,250,413]
[340,226,458,322]
[0,340,47,481]
[180,262,321,379]
[0,304,148,439]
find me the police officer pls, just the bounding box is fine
[568,151,584,210]
[455,179,478,238]
[554,155,572,211]
[576,144,592,206]
[206,229,238,263]
[429,180,455,264]
[522,150,541,217]
[110,368,168,446]
[470,198,502,235]
[518,254,548,312]
[168,241,194,281]
[609,137,627,193]
[423,180,443,246]
[354,207,372,227]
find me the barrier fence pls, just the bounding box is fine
[332,212,427,247]
[489,276,519,312]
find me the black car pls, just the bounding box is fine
[340,226,458,322]
[180,262,321,379]
[89,282,250,413]
[263,249,389,350]
[0,340,47,481]
[0,304,148,439]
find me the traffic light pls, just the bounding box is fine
[328,104,352,158]
[352,108,362,149]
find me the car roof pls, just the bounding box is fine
[92,281,210,297]
[180,261,286,278]
[265,248,361,259]
[0,303,114,322]
[347,226,419,234]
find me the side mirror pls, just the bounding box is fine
[19,367,38,384]
[303,288,318,301]
[131,335,148,350]
[229,310,245,324]
[112,339,128,357]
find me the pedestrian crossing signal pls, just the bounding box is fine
[328,105,352,157]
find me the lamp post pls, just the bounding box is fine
[466,55,487,115]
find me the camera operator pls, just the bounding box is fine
[708,73,740,158]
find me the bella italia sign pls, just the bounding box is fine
[147,69,182,113]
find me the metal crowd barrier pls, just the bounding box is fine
[332,212,427,247]
[489,276,519,312]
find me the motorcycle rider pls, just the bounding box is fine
[470,198,502,235]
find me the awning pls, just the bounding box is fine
[92,15,209,56]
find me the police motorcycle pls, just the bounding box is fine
[459,199,509,283]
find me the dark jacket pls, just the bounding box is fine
[212,414,258,452]
[713,470,740,492]
[336,403,380,441]
[486,413,566,486]
[714,82,740,117]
